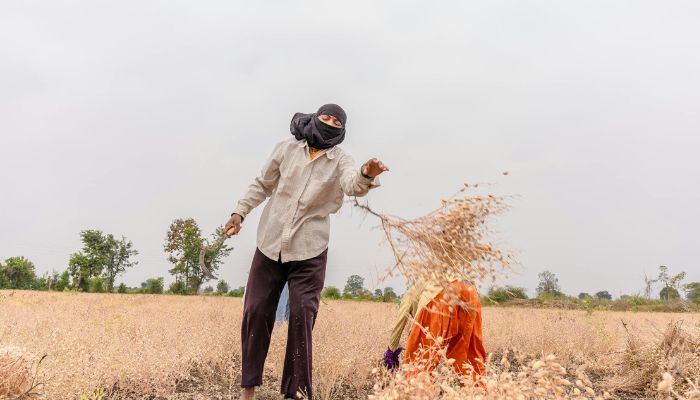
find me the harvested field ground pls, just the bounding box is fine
[1,290,699,399]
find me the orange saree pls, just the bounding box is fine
[404,281,486,379]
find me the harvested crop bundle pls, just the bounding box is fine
[354,183,513,309]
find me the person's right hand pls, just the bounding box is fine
[224,213,243,236]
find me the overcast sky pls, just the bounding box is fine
[1,1,698,298]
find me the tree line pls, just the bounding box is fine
[1,219,698,308]
[485,266,700,307]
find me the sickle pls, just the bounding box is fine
[199,227,236,280]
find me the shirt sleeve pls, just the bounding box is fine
[338,153,381,197]
[388,284,419,351]
[232,140,286,218]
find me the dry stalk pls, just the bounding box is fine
[352,183,513,309]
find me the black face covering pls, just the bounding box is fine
[290,103,347,150]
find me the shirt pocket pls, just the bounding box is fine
[298,160,340,210]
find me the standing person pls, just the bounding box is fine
[383,278,486,383]
[224,104,388,400]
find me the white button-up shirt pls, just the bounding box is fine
[233,138,380,262]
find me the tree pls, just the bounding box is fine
[216,280,230,294]
[374,289,383,299]
[343,275,365,297]
[228,286,245,297]
[383,287,398,302]
[145,278,164,294]
[660,286,680,301]
[32,273,49,290]
[657,265,686,301]
[67,230,137,292]
[684,282,700,304]
[68,252,94,291]
[0,257,36,289]
[203,285,214,293]
[117,283,127,293]
[87,276,105,293]
[595,291,612,300]
[488,286,528,303]
[578,292,592,300]
[643,273,659,299]
[56,270,70,291]
[101,235,138,292]
[164,218,232,293]
[536,270,561,296]
[169,280,187,295]
[322,286,341,299]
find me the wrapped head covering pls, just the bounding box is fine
[290,103,347,149]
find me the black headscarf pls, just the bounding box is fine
[290,103,347,149]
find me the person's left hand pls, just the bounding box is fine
[362,158,389,178]
[383,347,403,370]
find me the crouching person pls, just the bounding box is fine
[384,278,486,383]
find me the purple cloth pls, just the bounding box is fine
[383,347,403,370]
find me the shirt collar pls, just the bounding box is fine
[298,139,338,159]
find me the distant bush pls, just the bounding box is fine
[145,278,164,294]
[595,291,613,301]
[536,290,567,300]
[31,274,49,291]
[228,286,245,297]
[53,271,70,291]
[117,283,127,293]
[169,280,187,295]
[216,280,229,294]
[686,282,700,304]
[321,286,341,299]
[487,286,528,304]
[87,277,105,293]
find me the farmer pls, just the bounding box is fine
[224,104,388,400]
[383,277,486,382]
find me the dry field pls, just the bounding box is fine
[1,290,699,400]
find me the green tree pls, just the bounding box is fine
[684,282,700,304]
[536,270,561,296]
[101,235,138,292]
[1,256,37,289]
[203,285,214,294]
[68,252,96,291]
[228,286,245,297]
[216,280,230,294]
[55,270,70,291]
[87,276,105,293]
[117,283,128,293]
[322,286,341,299]
[343,275,365,297]
[32,273,49,290]
[657,265,686,301]
[578,292,592,300]
[488,286,528,303]
[164,218,232,293]
[169,280,187,295]
[595,290,612,300]
[660,286,680,301]
[145,277,164,294]
[68,230,138,292]
[383,287,398,302]
[374,288,383,299]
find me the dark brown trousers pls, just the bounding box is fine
[241,248,327,400]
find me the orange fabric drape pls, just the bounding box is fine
[404,281,486,380]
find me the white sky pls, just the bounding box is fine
[1,1,698,298]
